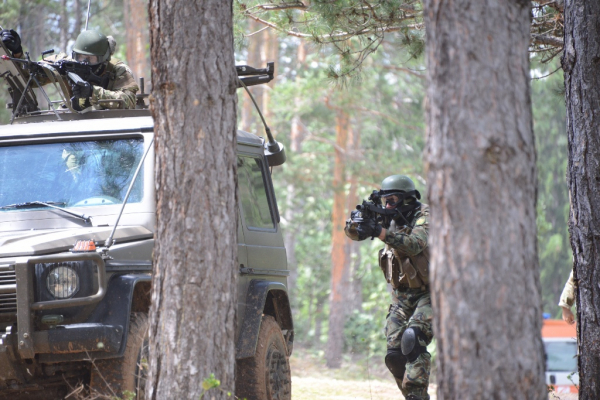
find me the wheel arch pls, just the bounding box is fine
[236,279,294,359]
[86,274,151,358]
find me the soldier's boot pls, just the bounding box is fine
[402,352,431,400]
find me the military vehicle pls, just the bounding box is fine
[0,39,293,400]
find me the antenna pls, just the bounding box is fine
[85,0,92,30]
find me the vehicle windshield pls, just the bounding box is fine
[0,138,144,209]
[545,340,577,372]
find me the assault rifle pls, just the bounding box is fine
[355,190,398,229]
[0,48,108,115]
[44,57,110,89]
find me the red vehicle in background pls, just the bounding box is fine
[542,318,578,394]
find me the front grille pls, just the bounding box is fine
[0,264,16,316]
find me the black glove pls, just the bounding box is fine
[1,29,22,55]
[72,82,93,99]
[356,218,382,240]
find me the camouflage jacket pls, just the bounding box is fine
[381,204,430,288]
[37,53,139,109]
[558,270,575,308]
[344,203,430,288]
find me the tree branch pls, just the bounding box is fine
[380,65,426,79]
[244,12,422,41]
[531,34,563,48]
[246,1,307,12]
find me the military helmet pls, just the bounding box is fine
[72,30,111,65]
[380,174,421,202]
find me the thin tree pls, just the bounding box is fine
[147,1,238,398]
[326,107,351,368]
[124,0,150,83]
[422,0,547,398]
[562,1,600,397]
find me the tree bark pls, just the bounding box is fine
[147,1,238,399]
[241,19,261,132]
[326,109,350,368]
[562,1,600,397]
[59,0,68,53]
[124,0,150,83]
[74,0,82,38]
[423,0,546,398]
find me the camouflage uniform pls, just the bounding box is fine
[558,270,575,309]
[346,204,432,399]
[38,53,139,110]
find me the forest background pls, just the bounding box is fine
[0,0,569,370]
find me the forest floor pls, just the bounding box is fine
[290,347,578,400]
[290,347,437,400]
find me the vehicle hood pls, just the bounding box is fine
[0,226,153,258]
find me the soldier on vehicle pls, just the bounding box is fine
[346,175,432,400]
[559,270,576,324]
[1,29,138,109]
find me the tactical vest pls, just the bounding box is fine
[378,206,430,290]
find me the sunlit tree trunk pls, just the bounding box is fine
[59,0,68,52]
[147,1,238,398]
[423,0,546,398]
[284,42,307,295]
[124,0,150,83]
[346,126,361,313]
[563,1,600,397]
[241,19,260,132]
[326,109,350,368]
[74,0,82,36]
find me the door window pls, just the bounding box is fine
[238,155,274,230]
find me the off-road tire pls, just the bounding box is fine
[90,312,148,399]
[236,315,292,400]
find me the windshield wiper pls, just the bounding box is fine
[0,201,91,224]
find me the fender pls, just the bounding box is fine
[39,273,151,363]
[236,279,293,359]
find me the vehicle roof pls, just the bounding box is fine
[0,113,264,146]
[542,319,577,338]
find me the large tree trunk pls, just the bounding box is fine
[423,0,546,398]
[562,1,600,397]
[325,109,350,368]
[147,1,238,399]
[124,0,150,83]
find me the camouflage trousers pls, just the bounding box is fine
[385,287,433,399]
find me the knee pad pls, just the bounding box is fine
[385,348,407,379]
[401,327,428,363]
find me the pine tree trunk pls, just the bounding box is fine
[241,19,261,132]
[326,110,350,368]
[59,0,68,53]
[422,0,546,398]
[74,0,82,37]
[124,0,150,83]
[147,1,238,398]
[562,1,600,397]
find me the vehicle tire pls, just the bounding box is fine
[236,315,291,400]
[90,312,148,399]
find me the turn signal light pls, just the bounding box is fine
[71,240,96,252]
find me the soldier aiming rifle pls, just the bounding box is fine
[1,29,138,111]
[345,174,433,400]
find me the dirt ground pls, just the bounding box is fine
[290,348,436,400]
[290,348,578,400]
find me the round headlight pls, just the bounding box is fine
[46,266,80,299]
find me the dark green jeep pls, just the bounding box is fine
[0,53,293,400]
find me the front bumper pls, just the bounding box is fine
[4,253,109,359]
